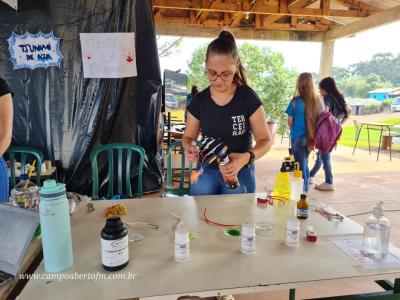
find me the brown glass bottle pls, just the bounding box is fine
[297,194,309,220]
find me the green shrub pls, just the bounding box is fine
[382,98,393,108]
[363,104,381,114]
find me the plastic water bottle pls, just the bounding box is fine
[362,202,390,259]
[39,180,73,272]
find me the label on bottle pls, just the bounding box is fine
[297,209,309,218]
[241,236,256,254]
[101,236,129,267]
[174,242,190,261]
[285,228,299,245]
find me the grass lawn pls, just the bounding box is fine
[339,118,400,150]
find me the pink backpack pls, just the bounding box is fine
[313,111,342,152]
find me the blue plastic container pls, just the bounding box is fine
[39,180,73,272]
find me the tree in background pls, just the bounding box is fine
[336,73,389,98]
[157,37,183,58]
[349,53,400,86]
[330,53,400,99]
[186,45,209,90]
[186,43,297,135]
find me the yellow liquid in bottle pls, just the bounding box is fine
[272,171,290,200]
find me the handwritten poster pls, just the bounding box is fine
[1,0,17,10]
[7,31,63,70]
[79,32,137,78]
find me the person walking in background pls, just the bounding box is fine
[0,77,13,202]
[310,77,349,191]
[183,30,272,195]
[185,85,198,121]
[285,73,321,192]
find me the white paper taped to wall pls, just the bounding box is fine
[80,32,137,78]
[2,0,18,10]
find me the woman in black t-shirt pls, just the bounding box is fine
[183,31,272,195]
[0,77,13,202]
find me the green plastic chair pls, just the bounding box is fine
[90,143,145,200]
[164,141,193,197]
[6,146,44,188]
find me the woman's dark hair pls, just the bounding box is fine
[319,77,348,117]
[206,30,248,86]
[191,85,198,96]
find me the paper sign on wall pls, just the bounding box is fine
[80,32,137,78]
[1,0,17,10]
[7,31,63,70]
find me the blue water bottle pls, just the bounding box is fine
[39,180,73,272]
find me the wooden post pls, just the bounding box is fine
[319,38,335,79]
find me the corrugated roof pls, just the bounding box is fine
[368,87,400,94]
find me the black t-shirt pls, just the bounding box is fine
[187,85,262,153]
[0,78,12,98]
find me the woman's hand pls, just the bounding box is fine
[185,144,199,163]
[219,152,249,178]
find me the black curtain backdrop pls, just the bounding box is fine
[0,0,164,195]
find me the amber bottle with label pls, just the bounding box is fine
[297,194,309,220]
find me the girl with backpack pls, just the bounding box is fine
[285,73,321,192]
[310,77,349,191]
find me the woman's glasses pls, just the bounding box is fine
[205,69,235,82]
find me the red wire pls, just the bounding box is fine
[202,208,240,227]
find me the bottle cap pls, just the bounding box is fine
[175,228,189,243]
[19,174,29,182]
[293,162,302,178]
[373,201,384,217]
[242,223,256,237]
[103,216,126,235]
[40,179,66,199]
[280,162,287,172]
[300,194,307,200]
[286,217,299,230]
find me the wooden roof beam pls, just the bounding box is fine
[325,5,400,40]
[333,0,382,12]
[155,14,328,32]
[262,15,283,27]
[320,0,330,16]
[155,23,325,41]
[153,0,375,17]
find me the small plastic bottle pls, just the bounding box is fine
[241,223,256,254]
[174,228,190,261]
[285,217,300,246]
[297,194,309,220]
[101,216,129,271]
[290,163,303,202]
[217,146,240,190]
[273,162,291,200]
[362,202,391,259]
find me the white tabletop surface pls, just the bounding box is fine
[18,193,400,300]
